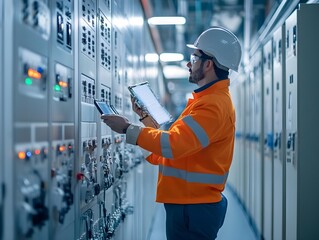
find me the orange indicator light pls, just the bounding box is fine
[59,81,68,88]
[59,146,66,152]
[18,151,26,160]
[28,68,42,79]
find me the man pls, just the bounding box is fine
[102,26,241,240]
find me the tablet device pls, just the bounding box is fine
[94,100,119,115]
[128,82,173,126]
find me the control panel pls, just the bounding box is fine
[79,136,99,206]
[15,139,49,238]
[19,48,48,98]
[3,0,162,239]
[55,0,73,50]
[81,74,96,105]
[54,63,73,102]
[272,24,285,240]
[0,0,4,233]
[20,0,51,40]
[80,0,96,61]
[99,11,111,71]
[51,145,74,210]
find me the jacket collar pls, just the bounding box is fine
[192,79,230,99]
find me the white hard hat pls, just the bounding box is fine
[187,26,242,72]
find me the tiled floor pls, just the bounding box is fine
[148,185,258,240]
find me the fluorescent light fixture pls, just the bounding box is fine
[160,53,184,62]
[113,16,129,30]
[130,17,144,27]
[163,65,189,79]
[148,16,186,25]
[127,55,139,63]
[145,53,159,62]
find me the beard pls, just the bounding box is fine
[188,64,205,84]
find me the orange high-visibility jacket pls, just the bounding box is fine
[137,79,235,204]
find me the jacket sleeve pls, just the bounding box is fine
[136,99,230,159]
[146,153,161,165]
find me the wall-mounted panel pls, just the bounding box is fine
[244,77,253,217]
[272,25,285,240]
[285,4,319,240]
[0,0,4,238]
[229,75,246,203]
[238,80,246,206]
[77,3,99,236]
[251,49,263,237]
[1,0,161,239]
[12,1,51,238]
[262,39,273,240]
[49,1,75,239]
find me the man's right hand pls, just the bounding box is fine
[101,114,130,134]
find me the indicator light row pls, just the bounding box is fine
[17,143,73,160]
[18,147,47,160]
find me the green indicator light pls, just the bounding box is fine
[54,85,61,91]
[25,78,33,85]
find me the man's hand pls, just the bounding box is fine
[131,96,144,117]
[101,114,131,134]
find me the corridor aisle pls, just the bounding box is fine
[148,185,257,240]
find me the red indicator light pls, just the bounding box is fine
[76,172,84,181]
[18,151,26,160]
[28,68,42,79]
[34,149,41,155]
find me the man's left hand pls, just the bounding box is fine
[101,114,131,134]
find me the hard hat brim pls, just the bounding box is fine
[186,44,198,49]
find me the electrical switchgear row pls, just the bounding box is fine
[0,0,162,239]
[229,3,319,240]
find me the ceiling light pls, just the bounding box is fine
[148,16,186,25]
[145,53,159,62]
[130,17,144,27]
[163,65,189,79]
[160,53,184,62]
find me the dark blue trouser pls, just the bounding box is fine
[164,195,227,240]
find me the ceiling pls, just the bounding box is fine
[142,0,274,108]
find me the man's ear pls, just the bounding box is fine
[205,59,214,70]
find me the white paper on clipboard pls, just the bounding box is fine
[128,82,173,126]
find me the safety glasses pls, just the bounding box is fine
[190,54,212,65]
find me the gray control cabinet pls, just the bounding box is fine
[12,0,51,239]
[272,25,286,240]
[1,0,160,239]
[285,4,319,240]
[251,49,263,236]
[243,78,252,218]
[49,0,75,239]
[0,0,3,237]
[262,39,273,240]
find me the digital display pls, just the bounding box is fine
[94,100,118,115]
[128,82,172,126]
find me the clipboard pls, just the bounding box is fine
[128,81,173,126]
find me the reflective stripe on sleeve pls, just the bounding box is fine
[159,164,228,185]
[160,132,173,159]
[182,116,209,148]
